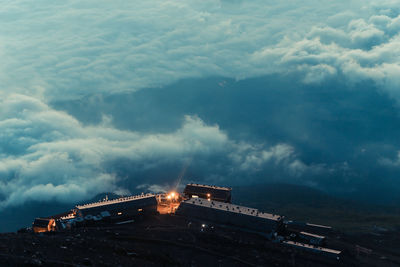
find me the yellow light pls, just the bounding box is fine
[207,193,211,197]
[171,192,175,198]
[167,195,171,200]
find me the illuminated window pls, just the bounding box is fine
[138,208,143,212]
[117,212,122,215]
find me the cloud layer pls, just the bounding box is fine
[1,0,400,210]
[0,0,399,100]
[0,94,313,208]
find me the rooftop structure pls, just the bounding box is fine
[184,198,281,220]
[299,231,325,239]
[183,183,232,203]
[32,218,56,233]
[76,193,155,210]
[176,198,283,233]
[282,241,341,259]
[76,193,157,218]
[285,220,332,235]
[186,183,232,191]
[298,231,326,246]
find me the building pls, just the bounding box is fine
[285,221,332,235]
[183,183,232,203]
[32,218,56,233]
[75,193,157,218]
[298,231,326,246]
[176,198,283,233]
[282,241,341,259]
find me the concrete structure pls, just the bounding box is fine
[76,194,157,218]
[32,218,56,233]
[282,241,341,259]
[286,221,332,235]
[298,231,326,246]
[183,183,232,203]
[176,198,283,233]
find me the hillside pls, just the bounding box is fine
[233,183,400,232]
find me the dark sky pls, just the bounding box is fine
[1,0,400,216]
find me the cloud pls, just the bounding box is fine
[251,10,400,99]
[0,94,312,208]
[1,0,400,101]
[379,151,400,167]
[1,0,400,211]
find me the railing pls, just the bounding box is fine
[76,193,155,209]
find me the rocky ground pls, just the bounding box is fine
[0,214,399,266]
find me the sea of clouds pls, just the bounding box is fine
[1,0,400,208]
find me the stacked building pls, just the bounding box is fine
[30,182,342,261]
[183,183,232,203]
[75,193,157,218]
[176,197,284,233]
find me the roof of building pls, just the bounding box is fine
[76,193,155,210]
[185,183,231,191]
[283,241,341,255]
[33,218,51,228]
[306,223,332,229]
[182,198,282,221]
[285,221,332,230]
[299,231,326,239]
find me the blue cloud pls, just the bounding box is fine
[1,1,400,209]
[0,1,399,100]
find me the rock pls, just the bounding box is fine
[31,259,42,266]
[82,257,92,266]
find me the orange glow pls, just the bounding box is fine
[167,191,178,200]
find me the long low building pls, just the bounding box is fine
[298,231,326,246]
[183,183,232,203]
[176,198,283,233]
[32,218,56,233]
[285,220,332,235]
[282,241,341,259]
[76,194,157,218]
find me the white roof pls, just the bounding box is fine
[283,241,341,254]
[77,193,155,210]
[299,231,326,239]
[306,223,332,229]
[183,198,281,221]
[186,183,231,191]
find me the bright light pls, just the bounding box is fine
[207,193,211,197]
[167,191,177,200]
